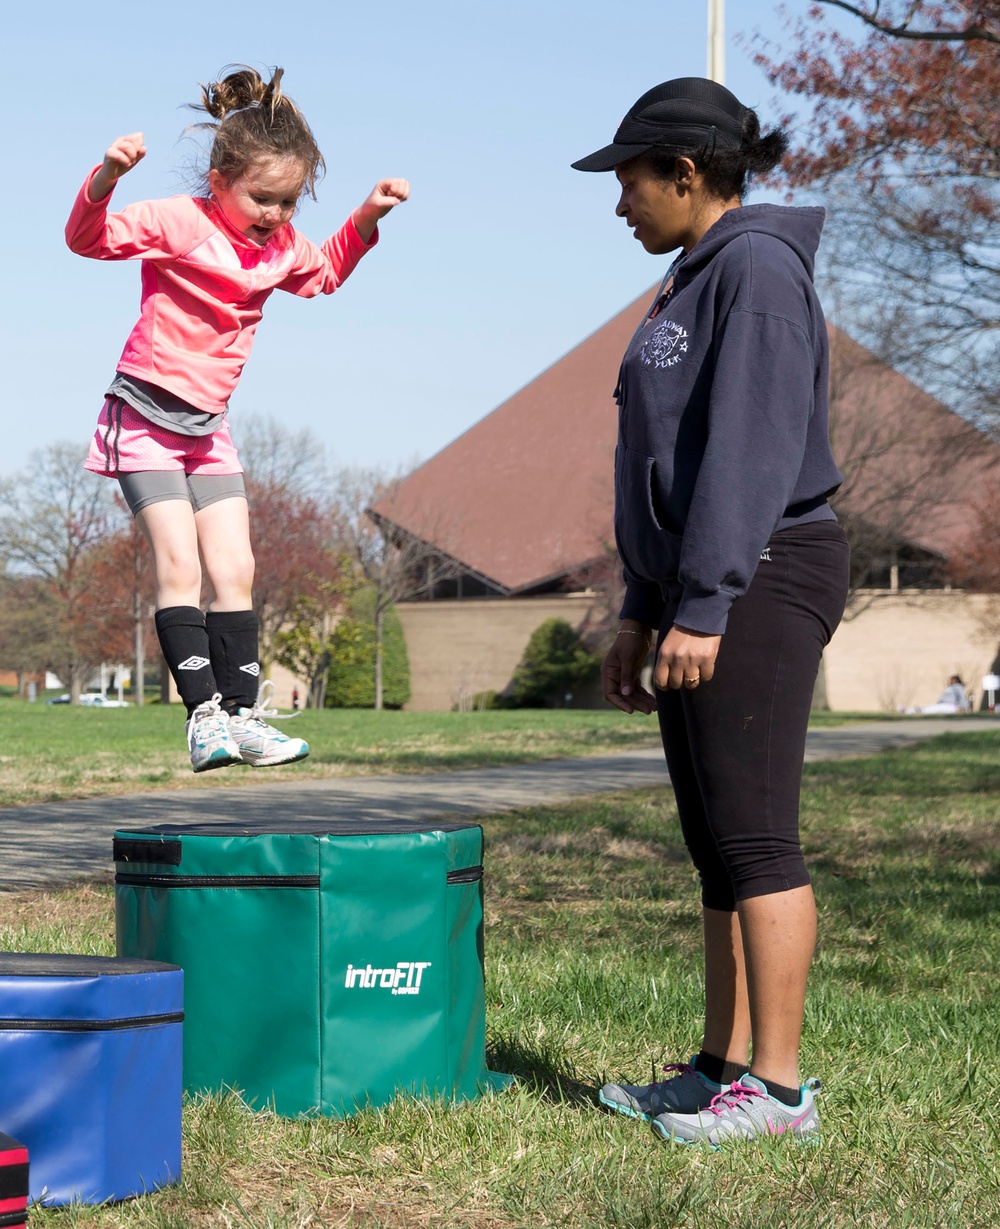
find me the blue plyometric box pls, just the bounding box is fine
[0,953,182,1205]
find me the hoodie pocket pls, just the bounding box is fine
[614,443,682,583]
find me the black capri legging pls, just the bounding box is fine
[656,520,850,911]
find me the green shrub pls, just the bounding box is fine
[509,618,601,708]
[325,588,411,709]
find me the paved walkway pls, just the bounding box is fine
[1,718,995,890]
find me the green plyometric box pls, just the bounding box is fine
[113,819,512,1117]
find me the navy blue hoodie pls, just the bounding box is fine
[615,203,842,635]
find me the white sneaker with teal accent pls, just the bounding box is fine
[652,1073,821,1146]
[228,681,310,768]
[186,693,242,773]
[600,1059,724,1122]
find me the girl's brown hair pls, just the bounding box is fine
[190,65,325,198]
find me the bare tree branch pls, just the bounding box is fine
[232,414,333,500]
[818,0,1000,42]
[333,466,466,710]
[0,443,121,699]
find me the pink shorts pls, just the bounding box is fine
[84,398,243,476]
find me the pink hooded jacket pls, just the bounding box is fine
[66,167,378,414]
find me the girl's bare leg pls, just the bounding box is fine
[193,496,255,611]
[136,500,201,608]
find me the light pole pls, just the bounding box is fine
[708,0,725,84]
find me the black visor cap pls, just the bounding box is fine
[572,77,748,172]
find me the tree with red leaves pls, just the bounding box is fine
[0,574,61,689]
[75,480,340,700]
[0,444,120,700]
[755,1,1000,419]
[232,414,343,683]
[948,487,1000,649]
[951,489,1000,584]
[74,511,156,699]
[247,478,340,672]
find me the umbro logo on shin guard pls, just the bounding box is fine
[177,656,211,671]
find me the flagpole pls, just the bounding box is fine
[708,0,725,84]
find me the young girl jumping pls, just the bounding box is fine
[66,66,409,772]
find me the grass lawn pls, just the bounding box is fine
[0,704,662,807]
[0,698,889,807]
[2,731,998,1227]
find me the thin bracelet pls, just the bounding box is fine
[617,629,652,644]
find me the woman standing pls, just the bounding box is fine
[573,77,849,1145]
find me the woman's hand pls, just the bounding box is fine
[353,178,411,241]
[654,624,722,692]
[602,623,657,715]
[90,133,146,201]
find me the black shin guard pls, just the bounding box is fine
[154,606,217,716]
[206,609,260,714]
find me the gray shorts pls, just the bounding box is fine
[118,471,247,516]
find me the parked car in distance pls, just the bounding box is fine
[46,694,130,707]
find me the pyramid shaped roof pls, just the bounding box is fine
[371,290,647,593]
[372,289,1000,592]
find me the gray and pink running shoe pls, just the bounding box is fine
[599,1059,724,1122]
[228,681,310,768]
[186,693,242,773]
[652,1073,821,1146]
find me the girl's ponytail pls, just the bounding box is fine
[197,66,288,122]
[189,65,324,198]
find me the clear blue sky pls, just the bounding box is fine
[4,0,841,479]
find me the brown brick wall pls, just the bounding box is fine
[395,591,999,713]
[823,591,997,712]
[395,596,599,711]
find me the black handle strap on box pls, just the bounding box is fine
[113,838,182,866]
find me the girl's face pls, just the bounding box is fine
[209,156,307,245]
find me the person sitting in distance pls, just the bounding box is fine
[902,676,971,715]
